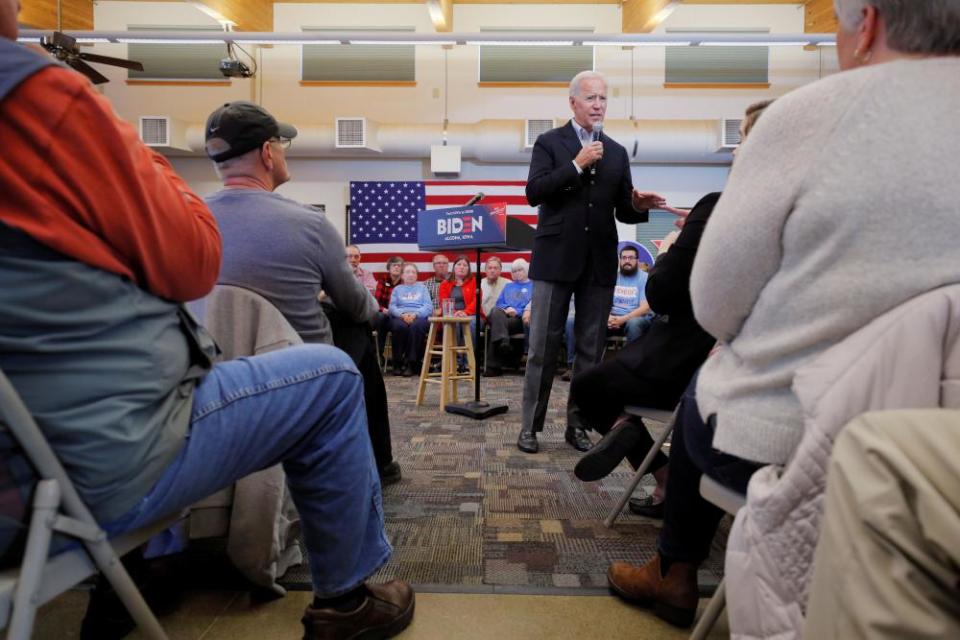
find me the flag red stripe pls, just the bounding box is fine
[424,180,527,186]
[425,195,531,206]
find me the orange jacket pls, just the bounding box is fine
[438,277,484,319]
[0,66,220,302]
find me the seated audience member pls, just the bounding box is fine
[803,409,960,640]
[480,256,509,319]
[203,102,399,485]
[374,255,404,360]
[569,100,773,518]
[387,263,432,376]
[0,24,413,640]
[607,1,960,627]
[606,243,654,344]
[424,253,450,311]
[438,255,481,371]
[347,244,378,297]
[485,259,533,376]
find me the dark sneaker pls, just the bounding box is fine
[378,461,402,487]
[628,496,665,519]
[302,580,415,640]
[574,418,646,481]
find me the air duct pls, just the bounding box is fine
[178,118,733,164]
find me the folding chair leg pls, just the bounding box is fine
[689,579,725,640]
[604,421,674,528]
[8,480,61,640]
[85,541,169,640]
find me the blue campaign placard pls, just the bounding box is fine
[417,203,509,250]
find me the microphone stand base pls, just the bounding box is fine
[445,401,509,420]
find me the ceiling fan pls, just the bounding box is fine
[40,31,144,84]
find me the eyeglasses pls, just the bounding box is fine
[272,137,292,150]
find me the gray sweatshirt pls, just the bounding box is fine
[206,188,377,344]
[691,57,960,465]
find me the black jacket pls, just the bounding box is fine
[526,121,647,286]
[615,192,720,390]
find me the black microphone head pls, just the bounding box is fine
[592,121,603,141]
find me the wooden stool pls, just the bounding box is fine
[416,317,477,410]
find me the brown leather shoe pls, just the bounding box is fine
[302,580,415,640]
[607,555,698,628]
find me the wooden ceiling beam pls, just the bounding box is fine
[623,0,679,34]
[193,0,272,32]
[19,0,93,30]
[426,0,453,32]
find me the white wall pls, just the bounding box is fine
[90,2,836,239]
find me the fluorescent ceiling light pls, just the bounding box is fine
[350,40,456,45]
[817,41,838,46]
[16,36,41,42]
[246,39,340,45]
[700,41,810,47]
[116,38,226,44]
[75,37,111,43]
[469,40,575,46]
[583,41,691,47]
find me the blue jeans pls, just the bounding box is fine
[104,345,392,597]
[621,314,653,343]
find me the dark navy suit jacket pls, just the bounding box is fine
[526,120,648,287]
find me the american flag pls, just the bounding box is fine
[350,180,535,278]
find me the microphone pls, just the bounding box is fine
[590,121,603,175]
[465,192,485,206]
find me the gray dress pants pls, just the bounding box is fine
[520,278,613,434]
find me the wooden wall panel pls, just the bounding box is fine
[20,0,93,30]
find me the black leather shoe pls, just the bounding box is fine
[517,431,539,453]
[564,427,592,452]
[379,461,402,487]
[628,497,665,519]
[573,419,645,481]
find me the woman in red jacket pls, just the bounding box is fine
[438,255,483,372]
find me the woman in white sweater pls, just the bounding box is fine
[608,0,960,628]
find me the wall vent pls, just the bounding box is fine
[524,119,554,148]
[720,118,742,148]
[336,118,367,148]
[140,116,170,146]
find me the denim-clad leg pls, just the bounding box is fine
[104,344,392,597]
[624,315,653,343]
[657,372,762,564]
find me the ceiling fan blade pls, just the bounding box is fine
[52,31,77,50]
[68,58,110,85]
[78,52,145,71]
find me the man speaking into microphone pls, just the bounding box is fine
[518,70,666,454]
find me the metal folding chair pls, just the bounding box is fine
[603,404,677,527]
[0,368,171,639]
[688,474,747,640]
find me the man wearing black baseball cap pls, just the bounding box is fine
[205,100,298,163]
[203,102,412,639]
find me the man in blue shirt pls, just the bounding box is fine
[485,259,534,376]
[608,244,653,343]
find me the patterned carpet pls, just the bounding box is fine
[279,372,726,595]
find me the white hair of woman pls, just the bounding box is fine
[833,0,960,56]
[511,258,529,273]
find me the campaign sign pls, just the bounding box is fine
[417,203,509,251]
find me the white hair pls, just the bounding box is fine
[569,70,606,97]
[833,0,960,54]
[511,258,529,272]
